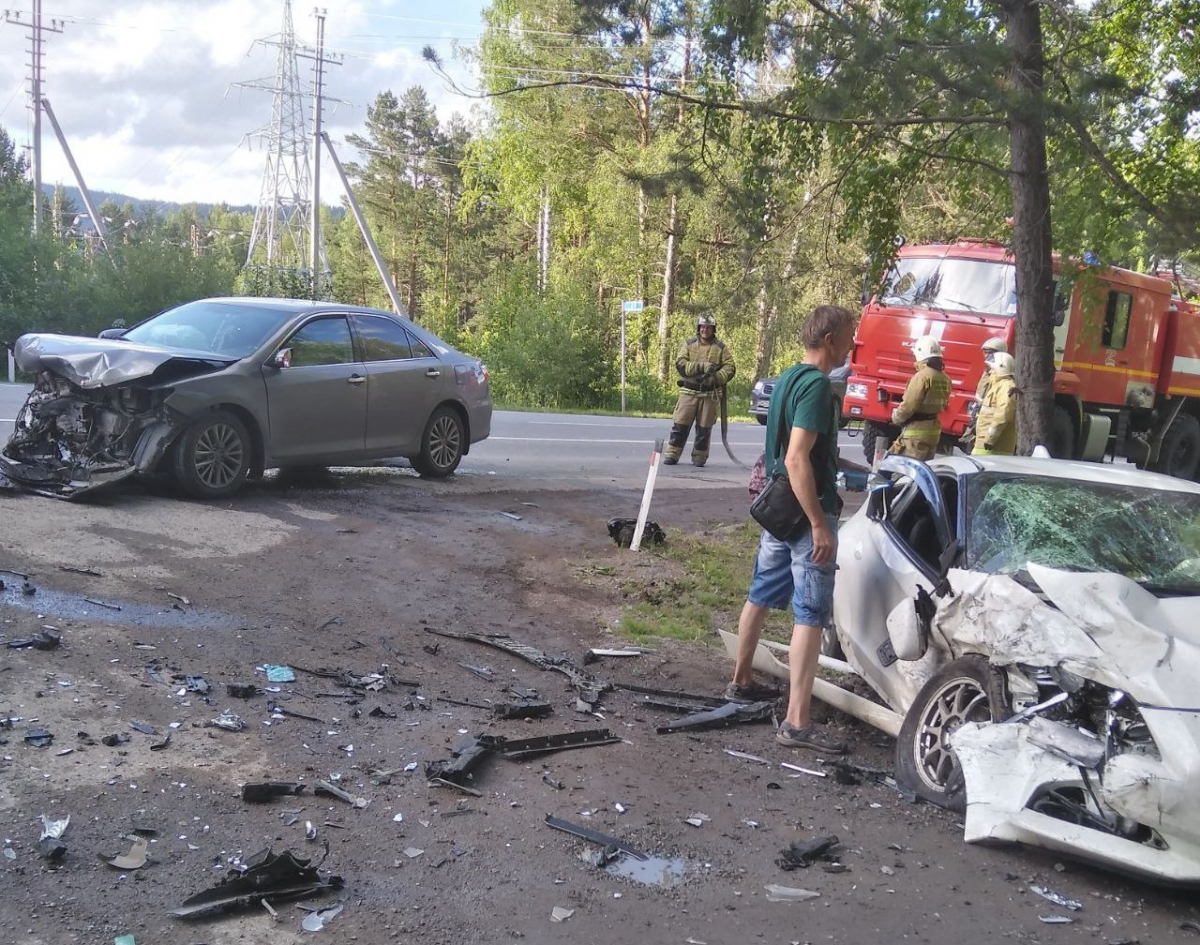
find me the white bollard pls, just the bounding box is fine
[629,438,665,551]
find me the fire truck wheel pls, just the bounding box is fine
[1048,406,1075,459]
[861,421,895,465]
[1157,413,1200,481]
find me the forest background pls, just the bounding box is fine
[2,0,1198,415]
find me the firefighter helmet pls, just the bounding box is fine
[987,351,1016,377]
[912,336,943,363]
[981,336,1007,354]
[697,316,716,331]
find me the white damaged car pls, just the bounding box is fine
[818,454,1198,884]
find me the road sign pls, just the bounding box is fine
[622,299,644,313]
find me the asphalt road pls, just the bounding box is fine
[0,382,871,491]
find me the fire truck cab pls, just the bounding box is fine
[843,239,1200,481]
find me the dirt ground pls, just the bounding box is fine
[2,469,1199,945]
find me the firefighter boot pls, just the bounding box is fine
[664,423,689,465]
[692,425,713,467]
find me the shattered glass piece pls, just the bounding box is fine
[302,904,343,931]
[263,665,296,683]
[764,884,820,902]
[550,906,574,923]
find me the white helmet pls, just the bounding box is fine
[987,351,1016,377]
[981,336,1007,354]
[912,336,943,363]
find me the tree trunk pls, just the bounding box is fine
[1005,0,1055,454]
[753,228,802,379]
[657,193,679,381]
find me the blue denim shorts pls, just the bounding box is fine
[747,513,839,627]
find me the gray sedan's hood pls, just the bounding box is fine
[14,333,236,389]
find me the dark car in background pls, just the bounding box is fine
[1,298,492,500]
[749,357,852,426]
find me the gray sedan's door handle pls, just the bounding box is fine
[347,374,366,385]
[425,369,441,378]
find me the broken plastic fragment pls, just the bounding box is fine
[39,814,70,840]
[263,664,296,683]
[24,729,54,748]
[210,711,245,732]
[114,936,136,945]
[301,904,344,932]
[103,836,149,870]
[1038,915,1075,924]
[1029,886,1083,911]
[404,847,424,858]
[550,906,574,923]
[764,884,820,902]
[169,848,342,919]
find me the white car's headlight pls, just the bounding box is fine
[847,382,868,399]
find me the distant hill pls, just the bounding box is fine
[41,184,344,221]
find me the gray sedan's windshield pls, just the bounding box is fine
[966,474,1200,594]
[879,257,1016,316]
[122,301,290,358]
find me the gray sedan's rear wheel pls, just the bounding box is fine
[172,410,251,499]
[411,405,464,478]
[895,656,1008,812]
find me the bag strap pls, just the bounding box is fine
[771,366,814,464]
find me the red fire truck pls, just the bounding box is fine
[843,239,1200,481]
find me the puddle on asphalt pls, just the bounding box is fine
[605,853,688,887]
[0,585,239,631]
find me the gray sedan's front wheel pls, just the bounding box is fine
[172,409,251,499]
[411,405,464,478]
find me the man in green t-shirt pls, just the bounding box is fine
[727,304,857,754]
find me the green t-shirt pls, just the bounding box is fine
[764,363,840,516]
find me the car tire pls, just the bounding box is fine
[895,655,1008,812]
[755,415,768,426]
[172,409,251,500]
[1048,405,1075,459]
[411,405,465,478]
[1155,413,1200,481]
[862,421,894,465]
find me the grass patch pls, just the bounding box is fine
[610,521,795,645]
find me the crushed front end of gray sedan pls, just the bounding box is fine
[1,334,232,499]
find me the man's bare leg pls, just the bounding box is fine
[784,622,822,729]
[730,601,768,686]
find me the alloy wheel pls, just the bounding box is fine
[428,414,462,470]
[912,675,990,793]
[194,422,245,490]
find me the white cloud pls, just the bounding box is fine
[0,0,486,205]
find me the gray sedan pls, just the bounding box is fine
[0,298,492,499]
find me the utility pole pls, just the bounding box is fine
[4,0,64,233]
[298,7,341,300]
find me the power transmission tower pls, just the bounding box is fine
[4,0,64,234]
[237,0,323,282]
[298,7,341,300]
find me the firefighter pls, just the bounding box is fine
[664,315,736,466]
[889,335,951,460]
[961,335,1008,450]
[972,351,1018,455]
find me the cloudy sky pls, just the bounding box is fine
[0,0,488,206]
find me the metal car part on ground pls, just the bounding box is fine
[1,297,492,499]
[731,452,1200,885]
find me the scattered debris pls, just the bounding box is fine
[607,517,665,548]
[59,565,102,576]
[368,706,397,719]
[544,815,649,860]
[24,729,54,748]
[102,836,149,871]
[114,935,135,945]
[38,814,70,861]
[499,511,523,521]
[1029,886,1083,911]
[457,661,496,680]
[242,782,306,804]
[582,647,650,664]
[656,701,774,734]
[226,683,259,699]
[167,592,191,606]
[209,711,245,732]
[129,720,156,736]
[725,749,771,765]
[764,884,820,902]
[1039,916,1075,925]
[404,847,424,859]
[6,629,61,650]
[684,814,710,828]
[777,835,842,871]
[82,597,121,611]
[425,734,492,786]
[184,675,210,695]
[542,774,564,790]
[263,664,296,683]
[781,762,826,778]
[101,733,130,747]
[479,728,621,760]
[149,732,172,751]
[305,822,318,841]
[268,703,325,724]
[550,906,575,923]
[492,701,553,720]
[301,904,344,932]
[169,848,343,919]
[314,780,369,809]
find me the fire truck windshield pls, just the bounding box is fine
[878,257,1017,316]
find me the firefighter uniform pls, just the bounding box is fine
[972,352,1018,456]
[889,337,951,461]
[665,320,736,466]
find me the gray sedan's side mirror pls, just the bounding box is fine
[98,328,126,339]
[268,348,292,369]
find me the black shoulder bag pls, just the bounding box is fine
[749,368,814,542]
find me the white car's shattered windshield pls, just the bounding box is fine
[878,257,1016,316]
[122,301,289,358]
[966,474,1200,594]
